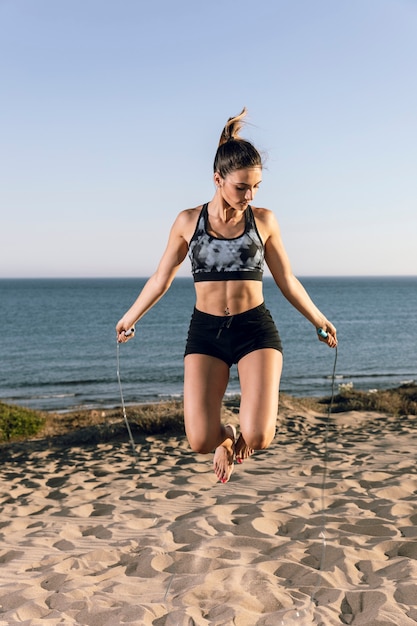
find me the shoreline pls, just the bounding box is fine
[2,376,416,416]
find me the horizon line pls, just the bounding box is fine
[1,274,416,280]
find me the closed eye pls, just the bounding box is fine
[236,184,261,191]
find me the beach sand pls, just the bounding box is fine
[1,397,417,625]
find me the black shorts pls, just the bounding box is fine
[184,303,283,367]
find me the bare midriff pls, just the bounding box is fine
[194,280,264,317]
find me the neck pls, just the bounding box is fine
[209,191,244,223]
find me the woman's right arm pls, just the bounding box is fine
[116,211,191,342]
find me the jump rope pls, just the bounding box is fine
[116,328,138,461]
[310,327,338,607]
[116,326,339,616]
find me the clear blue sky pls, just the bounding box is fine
[1,0,416,278]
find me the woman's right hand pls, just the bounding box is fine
[116,319,136,343]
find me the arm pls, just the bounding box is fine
[263,211,337,347]
[116,211,190,342]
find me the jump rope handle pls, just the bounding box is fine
[123,328,135,338]
[317,328,328,339]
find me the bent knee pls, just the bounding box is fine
[189,440,214,455]
[186,431,217,455]
[243,429,275,451]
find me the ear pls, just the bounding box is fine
[214,172,223,187]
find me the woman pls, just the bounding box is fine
[116,108,337,484]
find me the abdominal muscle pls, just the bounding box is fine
[194,280,264,316]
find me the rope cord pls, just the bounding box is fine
[116,341,138,461]
[310,344,338,605]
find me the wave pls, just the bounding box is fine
[1,392,78,402]
[325,372,416,381]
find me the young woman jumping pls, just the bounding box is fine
[116,108,337,483]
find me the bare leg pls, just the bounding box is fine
[235,348,283,461]
[184,354,235,482]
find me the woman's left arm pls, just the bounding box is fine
[261,209,338,347]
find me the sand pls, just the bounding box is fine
[1,403,417,625]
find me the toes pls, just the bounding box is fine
[235,436,254,463]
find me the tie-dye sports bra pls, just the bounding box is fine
[188,203,264,282]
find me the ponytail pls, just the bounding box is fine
[214,108,262,177]
[218,108,248,146]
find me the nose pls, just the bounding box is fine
[245,188,254,200]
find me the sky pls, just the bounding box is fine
[1,0,416,278]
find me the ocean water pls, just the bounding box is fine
[0,276,416,411]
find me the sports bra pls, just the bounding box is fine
[188,203,264,282]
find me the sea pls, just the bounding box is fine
[0,277,416,412]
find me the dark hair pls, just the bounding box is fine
[213,108,262,178]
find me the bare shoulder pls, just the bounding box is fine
[172,205,203,241]
[251,206,280,240]
[176,205,203,224]
[251,205,276,222]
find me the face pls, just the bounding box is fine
[215,167,262,210]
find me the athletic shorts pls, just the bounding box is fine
[184,302,283,367]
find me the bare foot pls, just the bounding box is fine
[213,424,236,483]
[235,433,254,464]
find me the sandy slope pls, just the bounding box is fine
[1,407,417,625]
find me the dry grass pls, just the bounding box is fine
[317,382,417,415]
